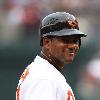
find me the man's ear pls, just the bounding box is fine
[42,37,52,49]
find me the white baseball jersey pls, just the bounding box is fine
[16,55,75,100]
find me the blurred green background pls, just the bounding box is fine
[0,0,100,100]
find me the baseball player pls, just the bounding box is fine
[16,12,87,100]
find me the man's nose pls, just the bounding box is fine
[67,44,79,53]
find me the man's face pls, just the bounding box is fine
[48,36,80,64]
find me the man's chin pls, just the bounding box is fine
[65,59,74,64]
[64,54,75,64]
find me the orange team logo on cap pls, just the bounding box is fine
[67,90,75,100]
[67,20,78,29]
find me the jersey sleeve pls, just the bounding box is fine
[20,79,57,100]
[66,88,75,100]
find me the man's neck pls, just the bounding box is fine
[40,51,64,71]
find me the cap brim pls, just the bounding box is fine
[42,29,87,37]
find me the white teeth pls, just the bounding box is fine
[66,48,73,52]
[65,48,75,54]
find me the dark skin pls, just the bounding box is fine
[40,35,81,70]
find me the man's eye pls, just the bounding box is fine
[63,40,70,43]
[73,40,79,44]
[62,39,79,44]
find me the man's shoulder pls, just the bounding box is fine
[27,56,65,83]
[27,56,55,80]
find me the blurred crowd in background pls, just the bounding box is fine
[0,0,100,100]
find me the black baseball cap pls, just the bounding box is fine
[40,12,87,37]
